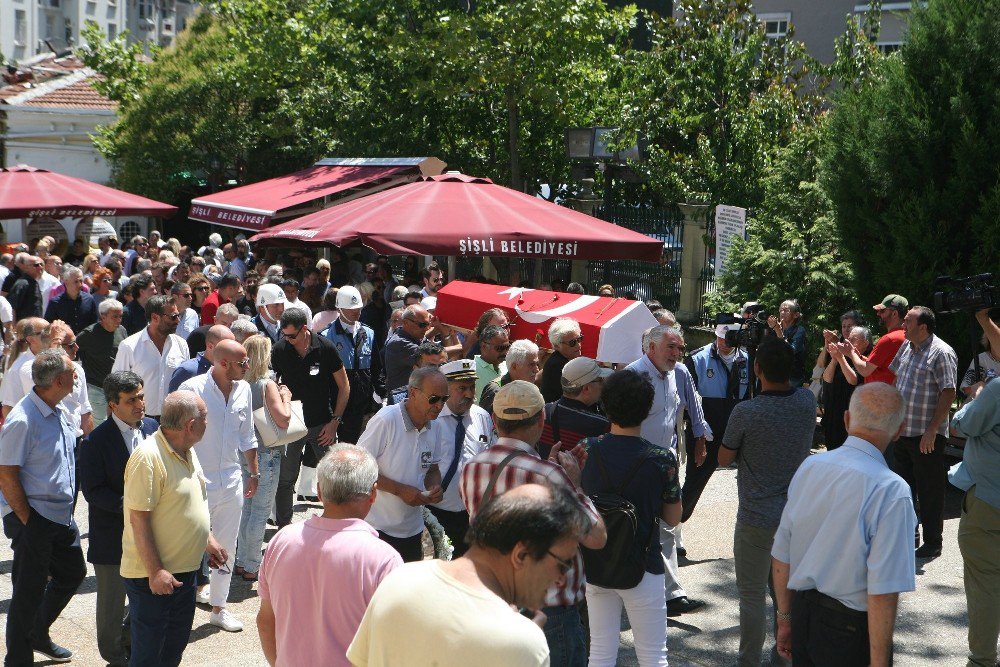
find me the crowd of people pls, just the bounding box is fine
[0,230,995,667]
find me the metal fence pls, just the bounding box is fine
[588,204,684,310]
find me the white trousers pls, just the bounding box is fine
[587,571,669,667]
[207,485,243,608]
[660,521,686,601]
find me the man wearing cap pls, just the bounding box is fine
[427,359,495,557]
[847,294,909,386]
[537,356,611,458]
[474,324,509,403]
[681,323,750,524]
[323,285,377,443]
[460,380,607,666]
[253,283,286,344]
[356,366,448,561]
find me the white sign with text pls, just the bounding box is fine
[714,204,747,279]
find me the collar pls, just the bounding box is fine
[476,355,499,373]
[494,436,539,457]
[154,429,189,463]
[398,400,420,432]
[196,352,211,371]
[27,389,58,418]
[557,396,590,412]
[909,334,935,352]
[841,435,887,467]
[638,354,669,379]
[112,412,140,434]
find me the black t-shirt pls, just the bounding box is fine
[271,331,345,427]
[580,433,682,574]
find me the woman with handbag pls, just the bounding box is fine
[580,370,683,667]
[234,334,297,581]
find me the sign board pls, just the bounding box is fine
[714,205,747,279]
[75,217,117,247]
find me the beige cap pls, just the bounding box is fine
[493,380,545,419]
[561,356,613,391]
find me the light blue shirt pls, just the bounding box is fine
[0,390,79,525]
[950,379,1000,510]
[626,354,680,449]
[674,362,711,439]
[772,436,917,611]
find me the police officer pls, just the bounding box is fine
[682,322,750,523]
[322,285,377,443]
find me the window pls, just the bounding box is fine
[14,10,27,46]
[119,220,141,241]
[107,22,117,39]
[138,0,154,21]
[876,42,902,54]
[759,12,792,44]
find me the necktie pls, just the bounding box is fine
[440,414,465,492]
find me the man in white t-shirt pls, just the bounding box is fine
[355,366,448,562]
[348,483,584,667]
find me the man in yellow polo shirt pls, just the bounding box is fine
[120,390,227,666]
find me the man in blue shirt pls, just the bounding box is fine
[44,265,97,334]
[0,349,88,664]
[772,382,916,667]
[950,376,1000,667]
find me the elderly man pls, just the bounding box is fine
[179,340,259,631]
[121,273,158,335]
[7,254,44,321]
[537,356,611,458]
[187,302,239,357]
[349,483,584,667]
[112,295,190,421]
[44,265,98,334]
[888,306,957,558]
[257,446,403,667]
[479,338,540,415]
[0,350,87,663]
[540,317,584,402]
[229,318,258,344]
[78,299,128,424]
[272,307,350,527]
[356,366,448,561]
[772,383,916,667]
[98,235,117,266]
[120,391,227,666]
[22,321,95,439]
[426,360,495,558]
[460,381,607,666]
[253,283,286,344]
[473,324,509,403]
[79,371,158,666]
[324,285,378,443]
[384,305,433,400]
[169,324,235,393]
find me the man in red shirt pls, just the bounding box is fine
[200,275,240,325]
[848,294,908,385]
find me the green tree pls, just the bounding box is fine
[822,0,1000,358]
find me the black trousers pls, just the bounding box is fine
[377,530,423,562]
[791,589,878,666]
[893,434,947,547]
[3,509,87,666]
[681,431,721,523]
[427,506,471,557]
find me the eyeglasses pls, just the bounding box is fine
[409,320,431,329]
[490,343,511,353]
[178,292,193,299]
[216,562,231,574]
[195,286,210,292]
[282,326,304,341]
[547,550,574,575]
[62,340,79,349]
[564,336,584,348]
[236,358,251,368]
[164,312,181,321]
[415,387,450,405]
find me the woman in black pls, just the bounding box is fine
[580,370,681,667]
[821,324,871,449]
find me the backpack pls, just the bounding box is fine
[581,442,654,590]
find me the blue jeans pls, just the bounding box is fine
[542,604,587,667]
[236,446,283,573]
[123,570,197,667]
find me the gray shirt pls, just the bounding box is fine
[723,388,816,528]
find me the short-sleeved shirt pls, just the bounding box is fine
[889,334,958,437]
[77,322,127,387]
[259,516,402,667]
[722,388,816,528]
[473,356,506,404]
[581,434,681,574]
[271,331,345,428]
[356,402,444,538]
[0,391,78,525]
[120,431,210,578]
[864,328,905,385]
[383,327,422,395]
[772,436,916,611]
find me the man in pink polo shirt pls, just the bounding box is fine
[257,445,402,666]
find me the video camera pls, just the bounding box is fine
[716,304,769,350]
[932,274,996,315]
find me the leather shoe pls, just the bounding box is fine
[32,639,72,663]
[676,547,688,559]
[915,544,942,558]
[667,596,705,617]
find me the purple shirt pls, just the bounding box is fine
[259,516,402,666]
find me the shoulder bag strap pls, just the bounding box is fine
[613,448,655,496]
[479,451,524,507]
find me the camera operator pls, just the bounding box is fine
[962,309,1000,399]
[766,299,806,387]
[950,363,1000,667]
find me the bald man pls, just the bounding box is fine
[179,339,258,631]
[169,324,235,393]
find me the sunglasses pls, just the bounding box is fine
[195,286,211,292]
[547,550,574,575]
[236,358,251,368]
[411,320,430,329]
[282,326,304,341]
[62,340,79,349]
[564,336,584,348]
[164,312,181,321]
[415,387,450,405]
[490,343,511,353]
[178,292,193,298]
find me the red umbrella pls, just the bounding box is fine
[436,280,657,363]
[250,174,663,262]
[0,165,177,219]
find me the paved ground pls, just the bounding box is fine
[1,452,972,666]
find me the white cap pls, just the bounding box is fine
[715,323,741,339]
[421,296,437,311]
[336,285,363,310]
[256,283,287,307]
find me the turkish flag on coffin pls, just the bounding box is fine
[435,281,657,365]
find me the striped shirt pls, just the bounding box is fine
[459,437,600,607]
[889,334,957,437]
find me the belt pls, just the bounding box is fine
[800,589,867,620]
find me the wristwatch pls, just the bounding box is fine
[250,474,261,480]
[776,610,791,622]
[332,415,342,422]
